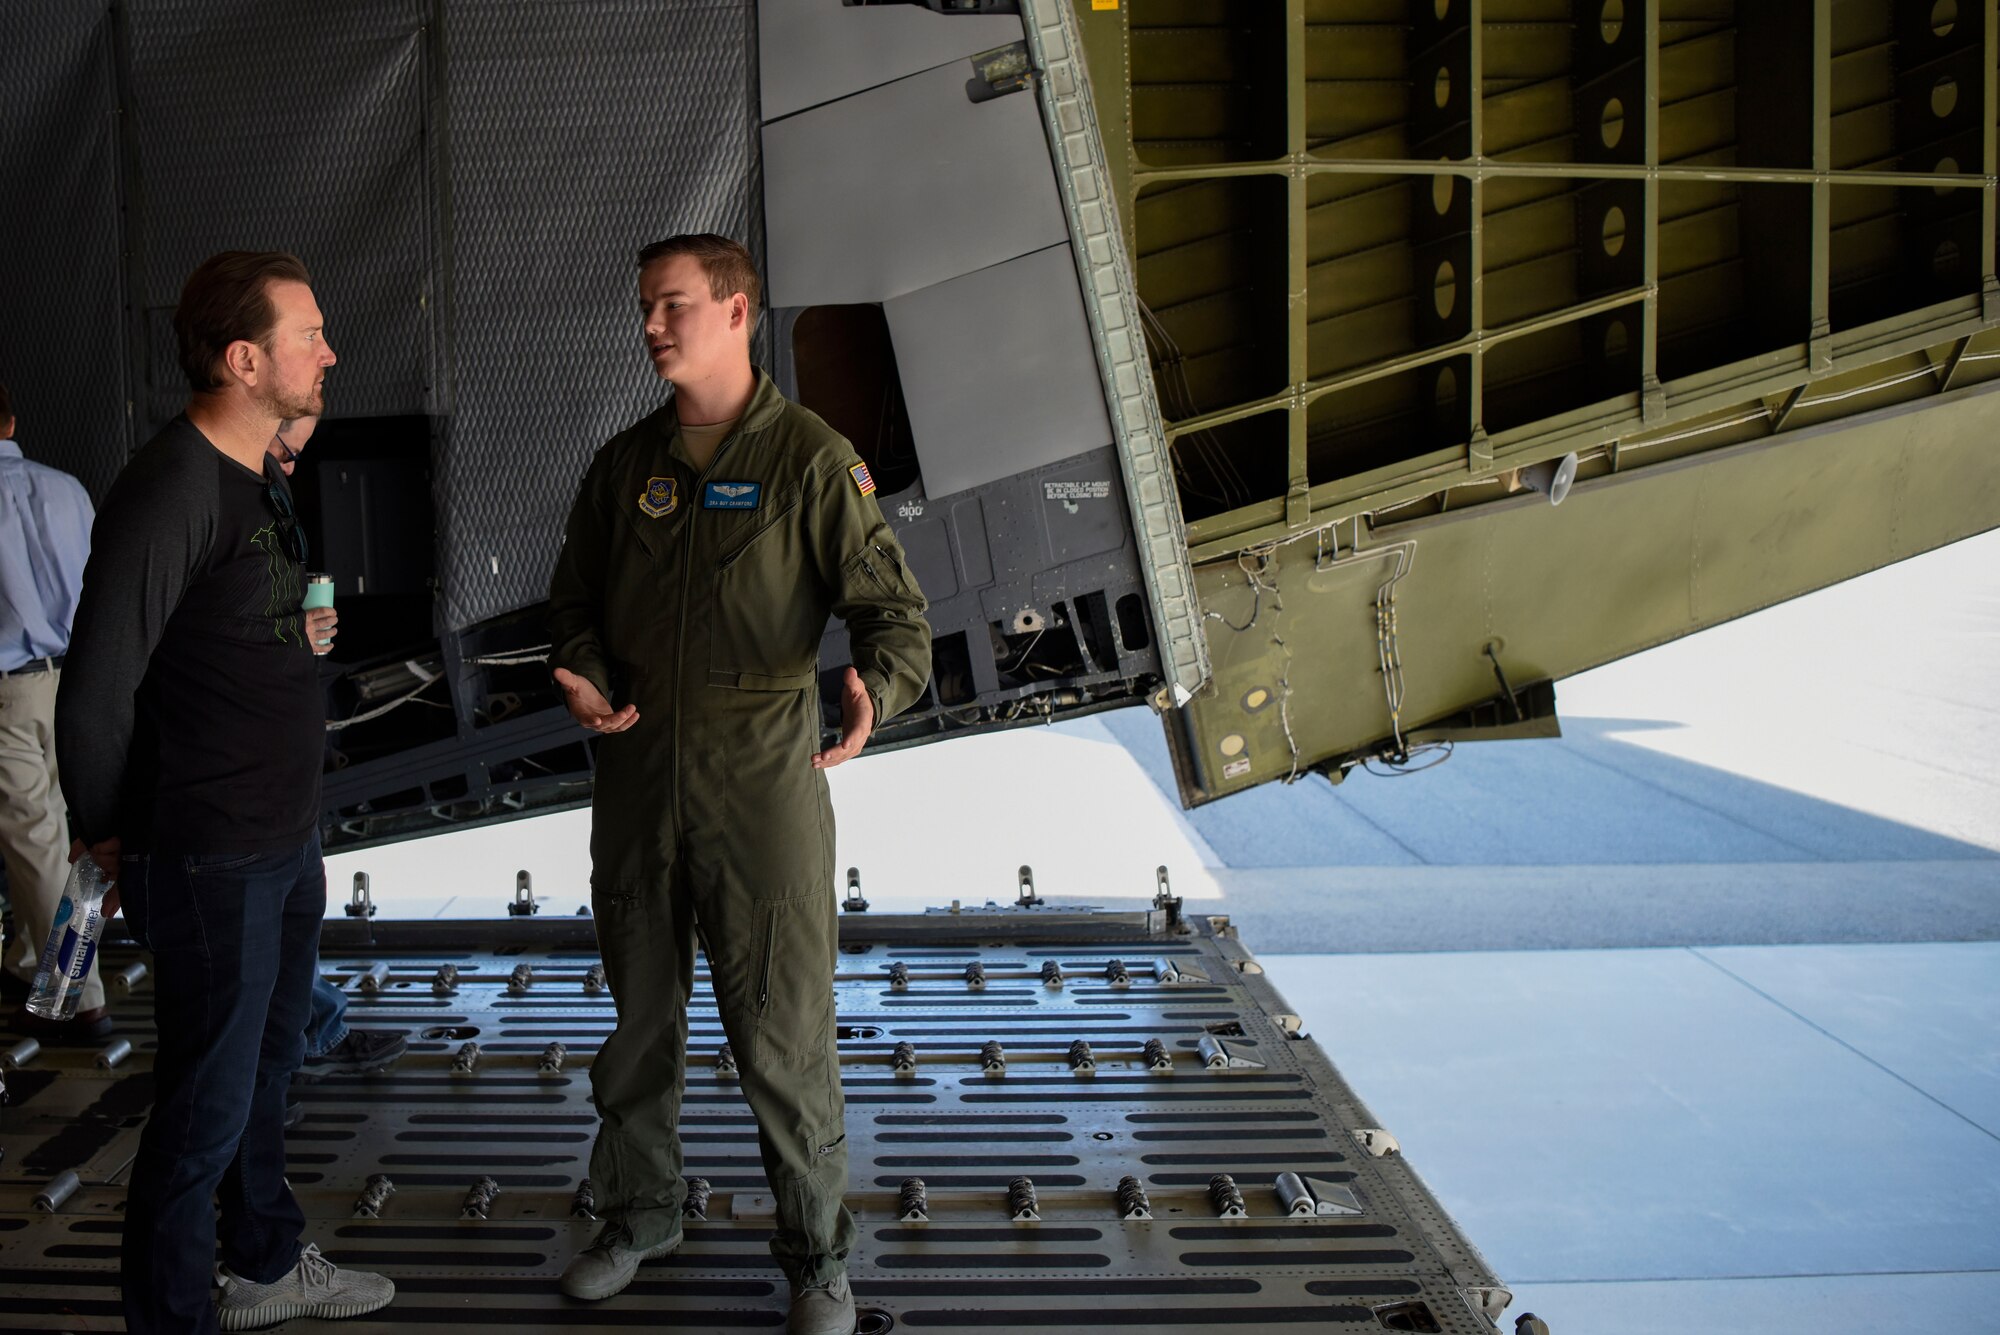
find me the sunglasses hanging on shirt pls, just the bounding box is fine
[263,464,310,565]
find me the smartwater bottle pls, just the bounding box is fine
[26,858,112,1022]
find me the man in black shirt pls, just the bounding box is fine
[57,251,393,1334]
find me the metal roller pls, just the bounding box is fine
[4,1038,41,1069]
[357,961,392,994]
[890,1041,917,1074]
[451,1040,481,1074]
[1040,959,1063,988]
[95,1037,132,1069]
[1142,1037,1171,1071]
[887,960,909,992]
[431,963,459,996]
[980,1040,1005,1073]
[507,963,532,995]
[964,961,985,990]
[111,960,149,993]
[33,1169,80,1213]
[1067,1039,1095,1073]
[714,1043,738,1078]
[570,1178,597,1220]
[582,962,607,996]
[538,1041,567,1075]
[1104,958,1130,986]
[1274,1171,1315,1217]
[1208,1174,1247,1218]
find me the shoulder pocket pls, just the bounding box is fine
[840,524,926,612]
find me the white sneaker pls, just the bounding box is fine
[215,1243,394,1330]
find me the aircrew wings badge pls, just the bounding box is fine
[849,461,876,496]
[638,476,678,518]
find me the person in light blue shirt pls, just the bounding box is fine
[0,382,108,1037]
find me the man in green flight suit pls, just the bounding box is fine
[547,233,931,1334]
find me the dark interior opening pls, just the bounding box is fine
[992,604,1088,691]
[290,414,435,664]
[1114,593,1152,653]
[791,304,921,497]
[931,631,977,706]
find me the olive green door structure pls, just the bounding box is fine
[1054,0,2000,802]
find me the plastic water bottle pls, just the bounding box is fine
[26,858,112,1021]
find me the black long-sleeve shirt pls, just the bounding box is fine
[56,417,322,853]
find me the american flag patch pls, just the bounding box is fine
[849,462,876,496]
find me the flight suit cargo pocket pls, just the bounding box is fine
[751,889,834,1067]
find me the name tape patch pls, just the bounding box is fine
[703,481,762,511]
[638,476,678,518]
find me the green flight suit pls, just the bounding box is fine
[547,370,931,1285]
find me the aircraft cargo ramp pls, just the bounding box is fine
[0,904,1512,1333]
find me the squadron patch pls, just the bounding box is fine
[849,462,876,496]
[703,481,762,511]
[638,476,678,518]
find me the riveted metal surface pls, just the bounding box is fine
[1024,0,1213,702]
[0,916,1502,1332]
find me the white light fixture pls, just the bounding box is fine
[1520,452,1578,506]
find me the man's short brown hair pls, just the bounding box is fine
[0,382,11,426]
[637,234,760,329]
[175,251,314,392]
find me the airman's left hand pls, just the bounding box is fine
[811,667,874,769]
[306,606,338,656]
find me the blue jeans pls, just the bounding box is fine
[306,966,349,1058]
[118,834,325,1335]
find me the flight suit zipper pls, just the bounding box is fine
[670,422,744,850]
[756,911,777,1014]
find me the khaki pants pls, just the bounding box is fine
[0,668,104,1010]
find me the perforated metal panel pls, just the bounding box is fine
[0,914,1505,1333]
[0,3,128,499]
[432,0,762,630]
[121,0,433,434]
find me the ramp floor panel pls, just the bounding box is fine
[0,912,1506,1333]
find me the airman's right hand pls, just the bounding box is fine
[554,667,639,734]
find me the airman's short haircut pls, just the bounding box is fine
[637,234,760,330]
[0,382,11,425]
[175,250,314,392]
